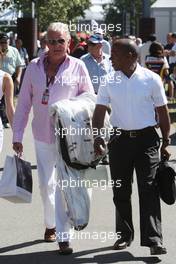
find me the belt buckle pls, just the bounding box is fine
[129,131,137,138]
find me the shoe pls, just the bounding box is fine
[112,238,132,250]
[100,155,109,165]
[58,242,73,255]
[44,227,56,242]
[150,245,167,255]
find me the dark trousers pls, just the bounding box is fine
[0,96,8,125]
[108,128,162,247]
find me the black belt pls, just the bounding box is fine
[113,126,155,138]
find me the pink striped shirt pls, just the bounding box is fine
[13,54,94,144]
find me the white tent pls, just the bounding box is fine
[151,0,176,44]
[0,6,17,26]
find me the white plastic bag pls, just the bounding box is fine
[0,155,32,203]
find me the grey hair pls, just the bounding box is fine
[47,22,71,41]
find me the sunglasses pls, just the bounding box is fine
[0,41,8,44]
[88,42,99,46]
[48,39,66,45]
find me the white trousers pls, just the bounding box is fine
[34,140,71,241]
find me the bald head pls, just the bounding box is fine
[111,38,139,74]
[112,39,139,59]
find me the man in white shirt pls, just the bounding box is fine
[139,35,156,66]
[92,39,170,255]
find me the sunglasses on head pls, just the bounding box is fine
[48,38,66,45]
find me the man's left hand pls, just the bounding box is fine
[160,142,171,160]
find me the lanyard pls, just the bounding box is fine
[41,75,54,105]
[46,75,55,89]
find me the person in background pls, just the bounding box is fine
[81,34,113,94]
[37,36,49,57]
[15,38,29,68]
[145,41,174,98]
[71,32,88,58]
[0,33,22,127]
[15,38,29,90]
[81,33,113,164]
[136,37,142,47]
[94,28,111,55]
[165,33,176,74]
[170,65,176,96]
[139,34,156,66]
[0,69,14,152]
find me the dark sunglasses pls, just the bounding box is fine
[48,39,66,45]
[88,42,99,46]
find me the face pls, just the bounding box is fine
[167,33,172,44]
[111,44,127,71]
[88,42,102,57]
[47,30,70,61]
[0,38,8,52]
[15,39,22,49]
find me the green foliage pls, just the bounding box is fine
[103,0,157,35]
[13,0,91,31]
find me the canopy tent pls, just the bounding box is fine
[0,6,17,26]
[151,0,176,44]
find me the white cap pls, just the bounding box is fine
[94,28,104,35]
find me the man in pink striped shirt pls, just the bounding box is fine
[13,22,94,254]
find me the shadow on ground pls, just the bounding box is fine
[0,242,161,264]
[170,131,176,146]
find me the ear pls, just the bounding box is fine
[67,39,71,46]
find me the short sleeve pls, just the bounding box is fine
[163,56,169,69]
[151,73,167,107]
[96,75,110,106]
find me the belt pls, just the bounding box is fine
[113,126,155,138]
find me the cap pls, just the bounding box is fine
[0,33,9,41]
[94,28,104,35]
[88,34,103,44]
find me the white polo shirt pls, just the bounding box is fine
[96,63,167,130]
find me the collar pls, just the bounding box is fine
[116,63,142,79]
[89,52,106,62]
[37,52,70,69]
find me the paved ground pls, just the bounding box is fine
[0,119,176,264]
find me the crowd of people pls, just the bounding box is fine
[0,22,173,255]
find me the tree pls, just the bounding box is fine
[13,0,91,31]
[103,0,156,35]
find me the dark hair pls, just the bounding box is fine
[0,33,9,40]
[146,35,156,42]
[149,41,164,57]
[172,32,176,39]
[113,39,139,58]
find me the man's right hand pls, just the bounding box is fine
[13,142,23,157]
[94,137,106,156]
